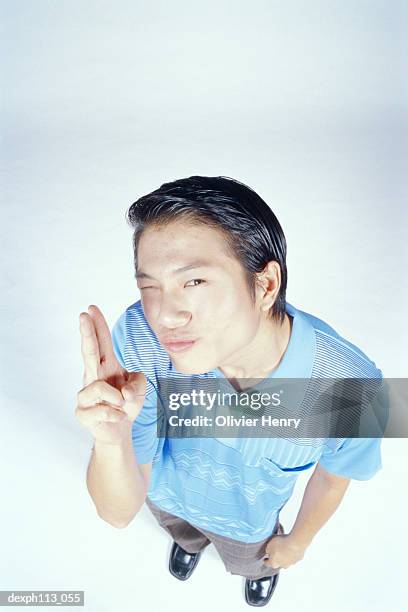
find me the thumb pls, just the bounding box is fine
[121,372,148,422]
[121,371,147,404]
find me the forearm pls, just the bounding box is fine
[86,433,147,527]
[288,470,350,549]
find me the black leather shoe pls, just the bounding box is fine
[244,573,279,607]
[168,541,202,581]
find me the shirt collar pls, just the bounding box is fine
[213,301,316,381]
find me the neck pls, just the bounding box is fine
[218,312,293,390]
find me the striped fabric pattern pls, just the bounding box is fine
[111,299,383,543]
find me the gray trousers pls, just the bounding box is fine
[145,496,285,580]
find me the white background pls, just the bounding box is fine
[1,1,407,611]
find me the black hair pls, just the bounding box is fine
[125,175,288,325]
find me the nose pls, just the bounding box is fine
[156,293,192,328]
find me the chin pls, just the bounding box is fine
[171,357,214,376]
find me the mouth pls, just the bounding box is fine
[162,339,197,353]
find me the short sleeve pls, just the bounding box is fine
[318,437,382,481]
[130,387,163,464]
[111,311,127,369]
[110,310,163,465]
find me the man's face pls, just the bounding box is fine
[136,219,263,374]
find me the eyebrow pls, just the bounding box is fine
[136,259,216,281]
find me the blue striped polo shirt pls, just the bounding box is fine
[111,299,384,543]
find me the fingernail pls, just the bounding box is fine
[123,388,132,401]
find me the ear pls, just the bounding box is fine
[256,261,281,309]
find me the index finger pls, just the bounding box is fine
[87,304,120,377]
[79,312,100,385]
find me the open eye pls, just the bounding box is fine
[185,279,206,287]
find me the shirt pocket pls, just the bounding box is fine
[261,457,317,478]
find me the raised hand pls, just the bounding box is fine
[75,305,147,445]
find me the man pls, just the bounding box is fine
[77,176,384,607]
